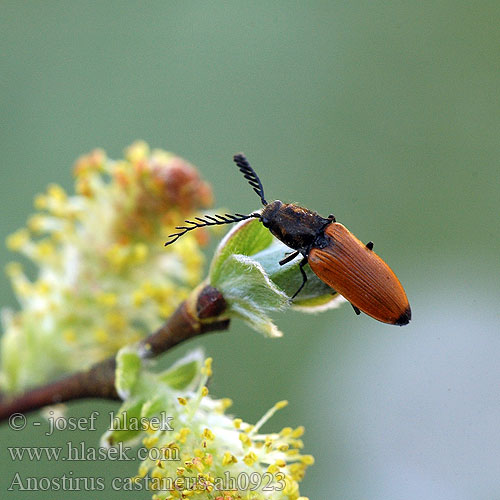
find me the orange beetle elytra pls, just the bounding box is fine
[166,154,411,326]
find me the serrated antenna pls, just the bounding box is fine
[233,153,268,206]
[164,212,260,246]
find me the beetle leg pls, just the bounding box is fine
[279,250,300,266]
[366,241,374,251]
[291,257,308,299]
[351,303,361,315]
[327,214,336,222]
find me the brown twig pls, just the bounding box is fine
[0,285,229,422]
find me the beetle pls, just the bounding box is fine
[165,154,411,326]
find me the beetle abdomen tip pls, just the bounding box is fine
[395,305,412,326]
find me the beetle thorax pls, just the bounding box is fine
[260,200,330,252]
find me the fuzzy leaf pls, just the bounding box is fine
[104,349,205,447]
[115,346,142,399]
[209,218,272,283]
[230,302,284,338]
[157,348,204,390]
[141,395,170,419]
[212,253,289,337]
[101,398,145,447]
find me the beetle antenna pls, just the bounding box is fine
[233,153,268,206]
[164,212,261,246]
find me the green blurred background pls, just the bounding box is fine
[1,1,499,499]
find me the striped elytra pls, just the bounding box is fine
[308,223,411,325]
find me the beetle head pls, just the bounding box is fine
[260,200,282,228]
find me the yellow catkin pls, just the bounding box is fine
[6,229,30,251]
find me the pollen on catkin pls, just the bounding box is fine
[0,142,213,394]
[134,358,313,500]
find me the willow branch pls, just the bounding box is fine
[0,284,229,422]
